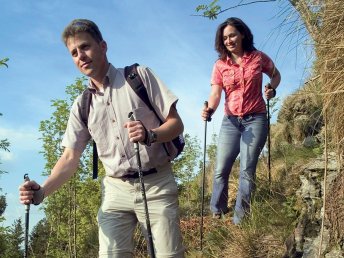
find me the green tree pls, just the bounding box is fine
[28,218,50,257]
[176,132,218,217]
[1,58,10,175]
[2,218,24,258]
[39,77,101,257]
[173,133,202,187]
[0,113,10,176]
[1,57,10,174]
[0,195,9,258]
[0,195,6,217]
[0,58,11,256]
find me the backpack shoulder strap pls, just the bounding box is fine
[79,88,98,179]
[80,88,92,127]
[124,63,163,124]
[124,64,182,157]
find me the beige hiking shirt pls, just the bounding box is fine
[62,64,178,177]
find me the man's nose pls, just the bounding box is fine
[77,49,87,59]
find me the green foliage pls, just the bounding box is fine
[0,230,9,258]
[281,195,299,220]
[267,96,280,119]
[39,77,87,175]
[0,113,10,176]
[176,133,218,218]
[29,218,50,257]
[1,57,10,175]
[273,141,318,168]
[1,218,24,258]
[0,59,12,256]
[0,195,6,217]
[0,58,9,68]
[0,139,10,152]
[38,77,102,257]
[195,0,221,19]
[0,195,9,257]
[173,133,201,186]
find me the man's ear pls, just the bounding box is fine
[101,40,107,53]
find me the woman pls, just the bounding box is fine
[201,17,281,224]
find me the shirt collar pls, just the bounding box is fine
[225,51,251,65]
[87,63,117,93]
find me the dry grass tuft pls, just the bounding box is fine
[317,0,344,156]
[315,0,344,247]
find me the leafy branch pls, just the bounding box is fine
[195,0,277,19]
[0,58,9,68]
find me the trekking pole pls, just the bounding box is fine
[267,99,271,185]
[200,101,211,251]
[128,112,156,258]
[23,174,30,258]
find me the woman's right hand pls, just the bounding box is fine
[201,106,214,121]
[202,85,222,121]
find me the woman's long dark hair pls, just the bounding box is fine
[215,17,256,60]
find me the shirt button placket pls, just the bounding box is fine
[240,67,244,113]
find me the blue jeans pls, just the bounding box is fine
[210,113,268,224]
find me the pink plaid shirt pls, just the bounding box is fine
[211,50,274,117]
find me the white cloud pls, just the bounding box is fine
[0,151,14,161]
[0,125,41,152]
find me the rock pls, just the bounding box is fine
[290,152,343,256]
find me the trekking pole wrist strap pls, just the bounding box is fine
[32,185,45,205]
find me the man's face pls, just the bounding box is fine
[66,32,107,80]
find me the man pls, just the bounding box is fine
[19,19,185,258]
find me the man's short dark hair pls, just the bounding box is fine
[62,19,103,45]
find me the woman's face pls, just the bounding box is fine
[222,25,244,55]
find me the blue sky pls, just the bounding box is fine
[0,0,312,231]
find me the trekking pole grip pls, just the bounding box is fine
[24,173,30,258]
[204,101,212,122]
[24,174,30,209]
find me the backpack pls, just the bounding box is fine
[80,63,185,179]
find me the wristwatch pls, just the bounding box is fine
[146,130,157,146]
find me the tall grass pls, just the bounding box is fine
[177,144,318,258]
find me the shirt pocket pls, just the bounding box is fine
[249,64,262,82]
[222,69,235,89]
[88,121,109,154]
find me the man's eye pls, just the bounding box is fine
[81,45,89,50]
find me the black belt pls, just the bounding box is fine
[122,168,157,179]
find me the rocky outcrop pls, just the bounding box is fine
[284,152,344,257]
